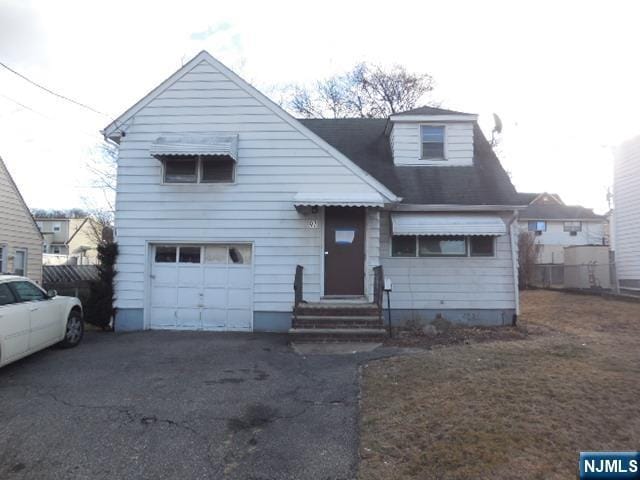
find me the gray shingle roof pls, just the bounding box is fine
[517,192,564,205]
[516,192,602,220]
[392,106,474,116]
[300,118,519,205]
[519,204,604,220]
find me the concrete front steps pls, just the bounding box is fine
[289,301,387,343]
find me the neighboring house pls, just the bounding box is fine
[613,134,640,291]
[34,217,101,265]
[517,192,606,264]
[101,50,521,333]
[0,156,43,283]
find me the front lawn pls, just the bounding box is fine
[359,290,640,479]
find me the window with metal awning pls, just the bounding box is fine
[293,192,385,212]
[150,134,239,184]
[391,213,507,236]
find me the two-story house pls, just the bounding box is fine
[35,217,101,265]
[613,134,640,291]
[0,155,43,282]
[102,50,521,334]
[518,192,606,264]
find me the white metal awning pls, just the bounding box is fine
[391,213,507,236]
[293,192,385,207]
[150,134,239,160]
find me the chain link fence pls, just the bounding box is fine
[532,262,616,291]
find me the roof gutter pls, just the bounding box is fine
[389,204,526,212]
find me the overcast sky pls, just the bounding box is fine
[1,0,638,213]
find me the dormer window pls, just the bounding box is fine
[420,125,445,160]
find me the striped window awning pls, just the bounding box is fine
[150,134,239,160]
[293,192,385,207]
[391,213,507,236]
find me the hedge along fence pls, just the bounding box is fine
[42,243,118,330]
[84,243,118,330]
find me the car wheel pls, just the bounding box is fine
[60,310,84,348]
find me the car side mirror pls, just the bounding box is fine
[47,289,57,298]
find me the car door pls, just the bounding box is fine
[9,281,61,352]
[0,283,30,366]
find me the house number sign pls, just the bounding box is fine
[308,218,319,229]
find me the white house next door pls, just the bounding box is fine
[149,244,253,331]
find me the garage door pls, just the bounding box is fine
[149,244,253,331]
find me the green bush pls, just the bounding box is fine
[84,243,118,330]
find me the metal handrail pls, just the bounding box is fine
[294,265,304,307]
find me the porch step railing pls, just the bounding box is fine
[294,264,304,307]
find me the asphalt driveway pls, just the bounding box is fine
[0,331,390,480]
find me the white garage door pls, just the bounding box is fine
[149,244,253,331]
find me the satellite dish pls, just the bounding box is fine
[492,113,503,134]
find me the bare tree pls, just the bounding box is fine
[518,232,540,289]
[287,62,436,118]
[87,141,117,201]
[83,141,117,238]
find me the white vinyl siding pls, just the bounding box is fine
[0,158,43,282]
[614,135,640,283]
[114,59,382,315]
[391,122,474,166]
[380,211,516,310]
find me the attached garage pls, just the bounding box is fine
[148,244,253,331]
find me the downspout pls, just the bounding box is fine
[505,210,520,325]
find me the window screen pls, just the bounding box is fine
[420,125,445,159]
[164,157,197,183]
[201,156,235,183]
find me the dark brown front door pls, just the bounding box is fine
[324,207,365,296]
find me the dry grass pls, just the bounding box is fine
[359,291,640,480]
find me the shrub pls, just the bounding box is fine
[518,232,539,290]
[84,242,118,330]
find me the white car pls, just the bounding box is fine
[0,275,83,367]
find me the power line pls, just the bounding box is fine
[0,60,110,118]
[0,93,102,139]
